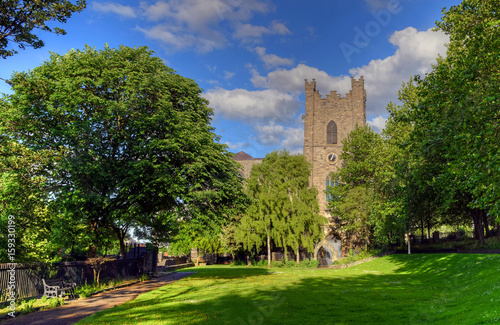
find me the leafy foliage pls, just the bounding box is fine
[327,125,384,249]
[0,0,86,59]
[236,150,326,265]
[2,45,245,258]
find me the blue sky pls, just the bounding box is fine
[1,0,462,158]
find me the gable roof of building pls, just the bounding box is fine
[232,151,254,161]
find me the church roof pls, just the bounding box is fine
[232,151,254,161]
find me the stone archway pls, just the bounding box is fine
[314,240,339,266]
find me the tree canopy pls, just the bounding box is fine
[0,44,245,259]
[0,0,86,59]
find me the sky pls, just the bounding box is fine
[1,0,463,158]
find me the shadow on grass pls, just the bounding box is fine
[77,255,500,325]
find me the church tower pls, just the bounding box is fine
[303,77,366,223]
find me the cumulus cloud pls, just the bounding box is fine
[254,124,304,153]
[203,88,300,123]
[92,2,136,18]
[136,24,227,52]
[224,141,253,151]
[349,27,448,116]
[234,20,291,43]
[367,116,388,133]
[254,47,294,69]
[111,0,289,52]
[223,71,235,80]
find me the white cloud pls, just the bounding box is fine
[203,88,300,123]
[224,71,235,80]
[233,20,291,43]
[349,27,448,116]
[367,116,387,133]
[255,64,352,96]
[136,23,227,53]
[225,141,252,151]
[249,66,269,88]
[364,0,402,11]
[92,2,136,18]
[254,124,303,153]
[134,0,278,52]
[254,47,294,69]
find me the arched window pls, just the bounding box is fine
[327,120,337,144]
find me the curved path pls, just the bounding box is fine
[2,272,195,325]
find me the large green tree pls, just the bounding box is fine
[327,125,384,250]
[236,150,326,266]
[0,0,86,59]
[1,45,245,258]
[409,0,499,243]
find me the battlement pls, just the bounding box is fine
[304,76,365,103]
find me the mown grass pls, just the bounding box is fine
[77,254,500,324]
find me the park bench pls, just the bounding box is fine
[42,279,76,299]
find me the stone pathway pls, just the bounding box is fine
[2,272,195,325]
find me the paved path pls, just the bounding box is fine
[2,272,195,325]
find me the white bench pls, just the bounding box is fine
[42,279,76,299]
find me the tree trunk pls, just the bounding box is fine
[472,209,485,246]
[112,226,127,259]
[87,244,97,258]
[267,234,271,267]
[284,246,288,263]
[482,211,491,238]
[296,247,300,264]
[420,217,424,242]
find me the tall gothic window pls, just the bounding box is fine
[327,120,337,144]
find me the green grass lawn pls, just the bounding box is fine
[77,254,500,324]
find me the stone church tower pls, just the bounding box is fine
[303,77,366,222]
[232,76,366,261]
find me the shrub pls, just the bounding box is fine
[284,261,297,268]
[308,259,319,268]
[300,259,311,268]
[42,297,65,310]
[229,260,246,267]
[270,260,284,268]
[75,282,98,299]
[111,276,123,287]
[19,299,36,314]
[254,259,268,267]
